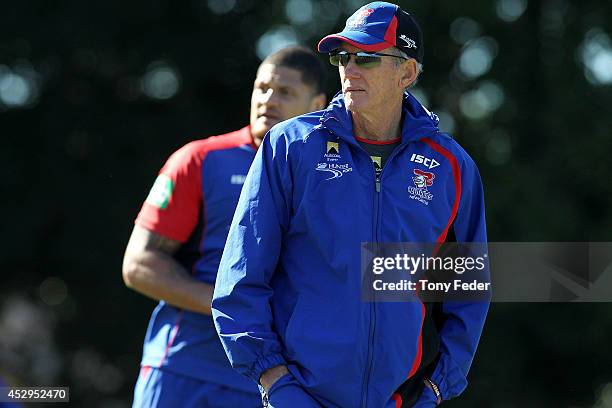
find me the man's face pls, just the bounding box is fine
[250,64,322,144]
[338,44,407,115]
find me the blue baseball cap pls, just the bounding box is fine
[318,2,424,64]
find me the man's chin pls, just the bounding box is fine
[258,117,280,130]
[261,116,281,127]
[345,97,366,114]
[252,121,276,139]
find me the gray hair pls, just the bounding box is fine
[392,47,423,88]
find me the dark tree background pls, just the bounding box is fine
[1,0,611,407]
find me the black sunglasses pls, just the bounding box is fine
[329,50,408,68]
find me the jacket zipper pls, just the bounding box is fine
[325,125,413,407]
[361,158,379,408]
[361,144,408,408]
[327,127,378,408]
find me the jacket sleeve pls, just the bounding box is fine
[212,130,293,384]
[417,156,490,403]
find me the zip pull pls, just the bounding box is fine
[371,156,382,193]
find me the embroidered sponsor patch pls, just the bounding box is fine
[231,174,246,185]
[316,162,353,180]
[318,140,352,179]
[145,174,174,209]
[371,155,382,177]
[371,155,382,169]
[327,141,339,154]
[324,140,341,161]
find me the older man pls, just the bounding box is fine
[122,46,327,407]
[212,3,489,407]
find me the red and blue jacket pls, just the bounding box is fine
[135,126,259,393]
[212,93,490,407]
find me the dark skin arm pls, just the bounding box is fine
[122,225,213,315]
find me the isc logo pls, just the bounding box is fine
[410,154,440,169]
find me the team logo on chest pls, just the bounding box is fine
[316,140,353,180]
[408,169,435,205]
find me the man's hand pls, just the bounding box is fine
[260,366,322,407]
[260,365,289,393]
[122,225,214,314]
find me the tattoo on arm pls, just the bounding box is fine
[128,225,181,256]
[143,230,181,254]
[123,225,214,314]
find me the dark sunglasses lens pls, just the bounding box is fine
[355,55,381,67]
[329,53,340,66]
[329,52,382,68]
[330,53,350,67]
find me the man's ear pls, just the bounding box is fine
[399,59,419,89]
[309,93,327,111]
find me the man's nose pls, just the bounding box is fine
[259,88,279,107]
[343,57,361,78]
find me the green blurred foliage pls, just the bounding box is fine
[0,0,611,406]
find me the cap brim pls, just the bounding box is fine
[317,32,394,53]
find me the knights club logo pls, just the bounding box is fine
[408,169,435,205]
[346,7,375,28]
[412,169,435,188]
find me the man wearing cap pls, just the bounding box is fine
[212,2,489,407]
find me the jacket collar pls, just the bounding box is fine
[319,91,440,146]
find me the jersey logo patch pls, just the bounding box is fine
[371,155,382,169]
[346,7,374,29]
[413,169,435,187]
[317,140,352,179]
[231,174,246,185]
[408,169,435,205]
[316,162,353,180]
[410,153,440,169]
[324,140,340,161]
[145,174,174,209]
[371,155,382,177]
[327,141,339,155]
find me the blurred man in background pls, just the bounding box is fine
[212,2,489,407]
[122,46,327,408]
